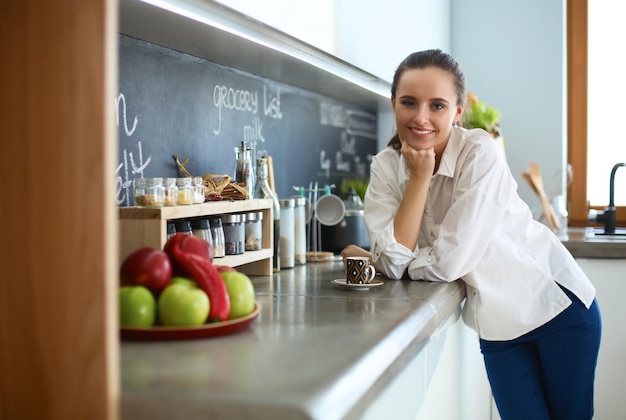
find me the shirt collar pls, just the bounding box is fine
[435,126,465,178]
[398,125,466,182]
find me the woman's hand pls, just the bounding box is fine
[340,245,379,272]
[401,141,435,177]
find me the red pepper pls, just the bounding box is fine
[164,234,230,321]
[164,233,212,278]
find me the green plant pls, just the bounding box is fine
[340,178,369,201]
[462,92,502,138]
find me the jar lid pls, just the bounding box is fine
[209,216,222,228]
[294,197,307,207]
[134,177,146,187]
[174,219,192,233]
[135,177,164,187]
[191,218,210,230]
[279,198,295,208]
[163,177,177,186]
[176,177,192,186]
[167,221,176,235]
[246,211,263,222]
[221,213,243,224]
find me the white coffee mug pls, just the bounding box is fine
[315,194,345,226]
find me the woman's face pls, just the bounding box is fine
[391,67,463,154]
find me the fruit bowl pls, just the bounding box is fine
[120,302,261,341]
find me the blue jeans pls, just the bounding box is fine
[480,286,602,420]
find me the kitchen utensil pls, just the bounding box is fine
[315,194,345,226]
[320,210,369,254]
[345,256,376,284]
[523,168,557,230]
[331,278,384,291]
[526,163,561,231]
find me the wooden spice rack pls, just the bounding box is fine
[119,199,273,275]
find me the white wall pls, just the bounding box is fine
[333,0,451,84]
[450,0,567,207]
[333,0,452,149]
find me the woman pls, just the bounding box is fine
[342,49,601,420]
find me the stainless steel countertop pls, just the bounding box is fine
[121,260,465,420]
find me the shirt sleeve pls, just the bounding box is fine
[364,150,418,279]
[408,139,515,282]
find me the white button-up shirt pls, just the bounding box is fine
[365,126,596,340]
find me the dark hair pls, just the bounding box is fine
[387,49,466,149]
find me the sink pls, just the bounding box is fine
[585,227,626,241]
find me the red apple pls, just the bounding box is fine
[120,247,172,294]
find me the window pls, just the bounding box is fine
[568,0,626,226]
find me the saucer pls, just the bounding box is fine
[331,278,384,291]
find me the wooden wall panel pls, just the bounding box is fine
[0,1,119,419]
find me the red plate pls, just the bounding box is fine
[120,302,261,341]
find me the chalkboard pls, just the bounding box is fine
[116,35,377,206]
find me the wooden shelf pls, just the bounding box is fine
[119,198,274,275]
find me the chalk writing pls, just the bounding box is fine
[263,85,283,119]
[320,102,347,128]
[116,93,138,136]
[346,110,377,139]
[115,141,151,206]
[115,91,151,206]
[339,132,356,155]
[320,150,331,178]
[243,116,264,143]
[213,84,259,135]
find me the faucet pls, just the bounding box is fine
[591,162,625,234]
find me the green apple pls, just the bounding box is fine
[220,271,255,319]
[119,285,156,327]
[157,277,210,326]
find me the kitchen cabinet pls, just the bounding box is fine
[119,0,389,114]
[362,308,498,420]
[119,198,273,275]
[575,258,626,418]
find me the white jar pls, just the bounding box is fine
[279,199,295,269]
[245,211,263,251]
[293,197,307,265]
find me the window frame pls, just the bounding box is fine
[567,0,626,227]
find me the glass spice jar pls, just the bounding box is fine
[209,216,226,258]
[234,143,254,199]
[192,176,205,204]
[245,211,263,251]
[176,177,194,205]
[163,177,178,206]
[167,221,176,240]
[191,217,213,249]
[222,213,245,255]
[133,177,165,207]
[174,219,193,236]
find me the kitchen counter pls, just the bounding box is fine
[561,228,626,259]
[121,259,465,419]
